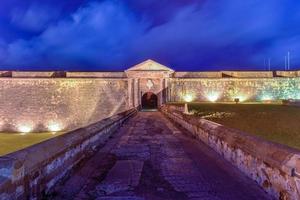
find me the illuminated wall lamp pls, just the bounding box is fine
[48,123,62,133]
[261,95,273,104]
[207,93,219,102]
[18,125,32,134]
[233,95,247,103]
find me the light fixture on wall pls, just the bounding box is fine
[261,95,273,103]
[183,94,193,103]
[47,122,63,132]
[206,92,219,102]
[18,124,32,134]
[233,95,247,103]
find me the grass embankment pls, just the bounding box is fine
[0,132,64,156]
[170,103,300,150]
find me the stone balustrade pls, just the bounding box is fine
[161,105,300,200]
[0,108,137,200]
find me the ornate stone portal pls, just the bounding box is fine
[125,59,174,109]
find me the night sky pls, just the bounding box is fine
[0,0,299,71]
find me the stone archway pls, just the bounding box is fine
[141,92,158,109]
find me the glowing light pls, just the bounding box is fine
[18,125,32,134]
[285,93,300,100]
[47,122,62,132]
[233,95,247,102]
[183,94,194,102]
[206,92,219,102]
[261,95,273,101]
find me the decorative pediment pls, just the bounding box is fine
[126,59,174,72]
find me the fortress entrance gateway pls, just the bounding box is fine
[125,59,175,109]
[141,92,158,109]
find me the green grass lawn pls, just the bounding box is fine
[0,132,64,156]
[170,102,300,150]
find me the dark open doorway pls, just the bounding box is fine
[141,92,158,109]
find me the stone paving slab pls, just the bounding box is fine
[96,160,144,195]
[113,145,150,161]
[96,196,144,200]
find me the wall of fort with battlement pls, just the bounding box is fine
[1,69,300,78]
[1,66,300,132]
[174,70,300,78]
[0,77,133,132]
[169,77,300,102]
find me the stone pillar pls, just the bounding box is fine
[133,79,140,108]
[137,79,141,106]
[159,79,164,106]
[127,79,133,108]
[165,78,169,102]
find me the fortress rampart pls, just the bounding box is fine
[0,78,132,132]
[2,69,300,78]
[1,59,300,132]
[169,77,300,102]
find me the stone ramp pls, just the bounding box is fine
[53,112,271,200]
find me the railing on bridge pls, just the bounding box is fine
[161,104,300,200]
[0,108,137,200]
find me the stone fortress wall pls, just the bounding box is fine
[1,61,300,199]
[174,70,300,78]
[169,77,300,102]
[1,60,300,132]
[171,70,300,102]
[0,77,132,132]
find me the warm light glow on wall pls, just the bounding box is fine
[206,92,220,102]
[47,122,63,132]
[285,93,300,100]
[18,124,33,134]
[183,94,194,102]
[233,95,248,102]
[261,95,273,101]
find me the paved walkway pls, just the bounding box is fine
[53,112,271,200]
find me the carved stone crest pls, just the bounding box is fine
[146,79,154,90]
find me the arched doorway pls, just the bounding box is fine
[141,92,158,109]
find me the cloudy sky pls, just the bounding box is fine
[0,0,299,71]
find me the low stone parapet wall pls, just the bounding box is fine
[66,72,127,78]
[276,71,300,77]
[11,71,66,78]
[283,99,300,107]
[160,105,300,200]
[221,71,274,78]
[174,71,222,78]
[0,108,137,200]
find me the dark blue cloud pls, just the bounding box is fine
[0,0,299,71]
[11,4,61,32]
